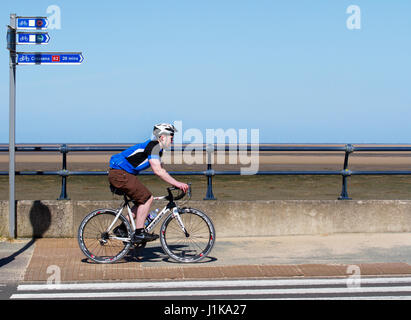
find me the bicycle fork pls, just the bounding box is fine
[172,207,190,238]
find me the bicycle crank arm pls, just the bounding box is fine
[110,236,131,243]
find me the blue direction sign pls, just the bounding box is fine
[17,52,84,65]
[16,17,48,30]
[16,32,50,45]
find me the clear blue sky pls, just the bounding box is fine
[1,0,410,144]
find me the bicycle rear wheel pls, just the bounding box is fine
[160,208,215,263]
[78,209,131,263]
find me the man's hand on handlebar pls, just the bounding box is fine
[175,182,189,193]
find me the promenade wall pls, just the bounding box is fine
[1,200,411,238]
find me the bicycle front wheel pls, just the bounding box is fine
[78,209,132,263]
[160,208,215,263]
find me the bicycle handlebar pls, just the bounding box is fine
[166,183,191,201]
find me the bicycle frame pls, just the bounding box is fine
[107,194,187,243]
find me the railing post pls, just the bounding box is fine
[338,144,353,200]
[204,144,216,200]
[58,144,69,200]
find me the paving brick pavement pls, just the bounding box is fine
[19,233,411,283]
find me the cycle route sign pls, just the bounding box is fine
[16,17,49,30]
[17,52,84,65]
[7,15,84,65]
[16,32,50,45]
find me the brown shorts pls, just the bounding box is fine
[108,168,152,205]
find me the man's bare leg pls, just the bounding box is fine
[131,196,154,229]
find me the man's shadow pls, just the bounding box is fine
[0,200,51,268]
[82,243,217,264]
[125,244,217,264]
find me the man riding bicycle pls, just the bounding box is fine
[108,123,189,242]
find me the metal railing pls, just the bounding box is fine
[1,143,411,200]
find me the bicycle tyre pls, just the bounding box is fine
[160,207,215,263]
[78,209,132,263]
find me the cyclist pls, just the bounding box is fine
[108,123,189,242]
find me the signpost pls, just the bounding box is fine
[7,13,83,238]
[8,14,16,239]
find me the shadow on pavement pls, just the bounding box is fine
[0,200,51,268]
[128,245,218,264]
[0,238,35,268]
[79,244,217,265]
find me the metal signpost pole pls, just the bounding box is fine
[8,13,17,238]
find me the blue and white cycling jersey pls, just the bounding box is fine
[109,139,163,175]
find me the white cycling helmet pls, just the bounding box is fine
[153,123,177,138]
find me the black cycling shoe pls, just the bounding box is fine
[113,223,128,237]
[132,229,159,243]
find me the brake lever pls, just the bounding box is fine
[187,183,192,199]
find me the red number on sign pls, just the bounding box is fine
[52,55,60,62]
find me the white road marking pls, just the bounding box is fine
[10,285,411,299]
[16,276,411,291]
[11,277,411,300]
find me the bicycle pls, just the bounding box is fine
[78,184,215,263]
